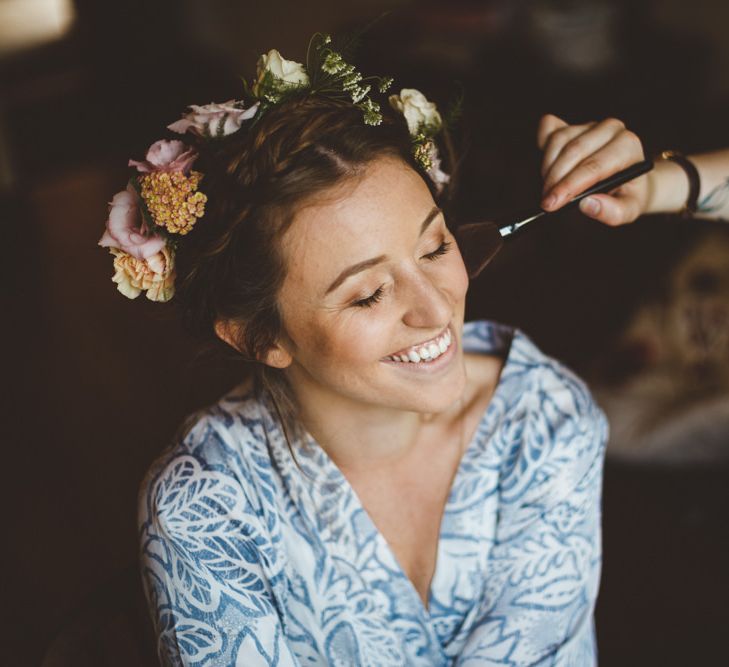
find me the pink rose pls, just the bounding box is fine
[128,139,198,174]
[425,143,450,194]
[97,185,166,260]
[168,100,259,137]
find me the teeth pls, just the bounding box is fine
[389,328,453,363]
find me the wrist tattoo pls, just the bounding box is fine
[698,176,729,215]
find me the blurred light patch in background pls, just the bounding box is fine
[0,0,75,56]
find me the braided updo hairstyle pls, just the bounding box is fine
[174,94,452,426]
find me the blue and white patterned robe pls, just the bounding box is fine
[139,320,608,666]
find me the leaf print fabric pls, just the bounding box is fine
[138,320,608,666]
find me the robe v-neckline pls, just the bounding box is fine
[282,323,517,628]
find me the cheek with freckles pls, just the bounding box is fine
[296,315,393,380]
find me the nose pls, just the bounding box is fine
[400,268,453,330]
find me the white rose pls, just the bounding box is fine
[254,49,309,95]
[389,88,442,135]
[167,100,259,138]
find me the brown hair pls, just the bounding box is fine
[174,94,452,429]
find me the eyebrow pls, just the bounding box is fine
[324,206,443,295]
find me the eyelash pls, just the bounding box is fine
[352,240,452,308]
[424,240,451,261]
[353,286,385,309]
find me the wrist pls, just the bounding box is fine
[644,155,692,215]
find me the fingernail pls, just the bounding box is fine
[543,194,557,210]
[581,197,601,216]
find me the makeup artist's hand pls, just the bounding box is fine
[538,114,649,226]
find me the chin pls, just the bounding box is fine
[375,321,466,409]
[381,358,467,415]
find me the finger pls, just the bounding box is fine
[542,117,626,194]
[537,113,568,150]
[542,129,644,210]
[540,125,592,179]
[578,192,643,226]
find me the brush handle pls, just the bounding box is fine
[497,159,655,236]
[565,158,654,207]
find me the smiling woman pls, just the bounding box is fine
[112,35,613,667]
[270,158,468,424]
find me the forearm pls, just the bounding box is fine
[644,148,729,220]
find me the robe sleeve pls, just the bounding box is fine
[458,363,608,666]
[138,453,302,667]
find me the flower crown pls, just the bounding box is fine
[98,33,450,303]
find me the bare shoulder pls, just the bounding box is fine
[464,352,504,397]
[461,352,505,426]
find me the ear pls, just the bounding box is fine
[214,320,293,369]
[214,319,243,353]
[259,344,293,369]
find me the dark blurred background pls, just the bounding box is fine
[3,1,729,665]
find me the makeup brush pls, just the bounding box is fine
[456,159,654,278]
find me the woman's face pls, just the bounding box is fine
[276,155,469,415]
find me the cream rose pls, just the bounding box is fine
[389,88,442,135]
[110,245,176,302]
[253,49,309,96]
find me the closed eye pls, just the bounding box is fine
[422,240,452,261]
[352,285,384,308]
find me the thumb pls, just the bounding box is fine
[579,193,642,227]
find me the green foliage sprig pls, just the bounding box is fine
[305,33,393,125]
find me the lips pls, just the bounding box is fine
[385,326,452,363]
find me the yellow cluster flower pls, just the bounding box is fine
[413,139,434,171]
[139,170,207,235]
[110,245,176,302]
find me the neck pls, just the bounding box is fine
[287,370,463,474]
